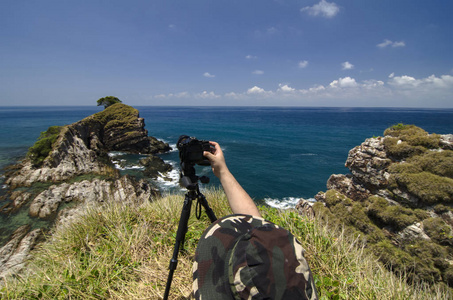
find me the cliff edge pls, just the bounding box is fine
[306,124,453,288]
[0,104,171,278]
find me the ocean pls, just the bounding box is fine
[1,106,453,210]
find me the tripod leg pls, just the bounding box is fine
[163,191,194,300]
[197,191,217,223]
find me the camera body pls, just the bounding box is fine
[177,135,212,166]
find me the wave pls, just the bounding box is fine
[108,151,128,158]
[155,161,181,191]
[264,197,316,209]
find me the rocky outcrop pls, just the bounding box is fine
[0,104,171,278]
[0,226,43,278]
[306,125,453,288]
[5,104,171,188]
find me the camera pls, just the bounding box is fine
[177,135,212,166]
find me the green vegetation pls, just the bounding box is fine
[314,190,452,291]
[1,188,450,299]
[383,124,453,205]
[27,126,63,167]
[311,124,453,292]
[86,103,139,131]
[367,196,427,230]
[96,96,122,109]
[383,123,441,160]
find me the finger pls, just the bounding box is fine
[203,151,214,159]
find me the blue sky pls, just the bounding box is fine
[1,0,453,107]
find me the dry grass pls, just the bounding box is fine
[1,187,451,299]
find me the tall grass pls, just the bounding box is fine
[1,187,450,299]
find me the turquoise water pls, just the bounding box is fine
[1,106,453,207]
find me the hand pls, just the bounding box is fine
[203,141,228,179]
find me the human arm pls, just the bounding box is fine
[203,141,261,217]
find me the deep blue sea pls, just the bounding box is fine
[1,106,453,209]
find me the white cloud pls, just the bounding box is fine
[362,80,385,89]
[252,70,264,75]
[389,75,419,87]
[152,74,453,107]
[298,60,309,68]
[175,92,190,98]
[329,77,358,88]
[341,61,354,70]
[246,55,258,60]
[392,41,406,47]
[267,27,278,35]
[225,92,240,99]
[389,74,453,89]
[247,86,266,94]
[377,39,406,48]
[278,84,295,92]
[308,85,326,93]
[196,91,220,99]
[301,0,340,18]
[203,72,215,78]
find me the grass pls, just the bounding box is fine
[27,126,63,167]
[1,188,451,299]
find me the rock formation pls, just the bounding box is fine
[0,104,171,278]
[306,124,453,287]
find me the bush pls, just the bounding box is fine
[406,151,453,178]
[383,124,441,160]
[27,126,63,167]
[392,172,453,204]
[366,196,424,230]
[423,218,453,246]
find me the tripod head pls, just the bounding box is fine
[179,161,210,190]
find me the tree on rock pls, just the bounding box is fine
[97,96,122,108]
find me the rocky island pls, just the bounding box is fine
[303,124,453,288]
[0,103,171,277]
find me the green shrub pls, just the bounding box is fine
[383,137,426,160]
[372,240,415,272]
[392,172,453,204]
[366,196,423,230]
[27,126,63,167]
[324,189,352,207]
[384,124,430,142]
[423,218,453,246]
[434,204,451,214]
[406,151,453,178]
[383,124,441,160]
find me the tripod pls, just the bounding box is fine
[163,163,217,300]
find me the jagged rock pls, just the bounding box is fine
[5,104,171,188]
[397,222,430,243]
[295,199,315,218]
[327,174,370,201]
[314,191,326,202]
[440,134,453,150]
[0,225,42,278]
[315,125,453,288]
[140,155,172,179]
[345,137,392,190]
[10,191,32,211]
[29,176,158,221]
[0,104,171,278]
